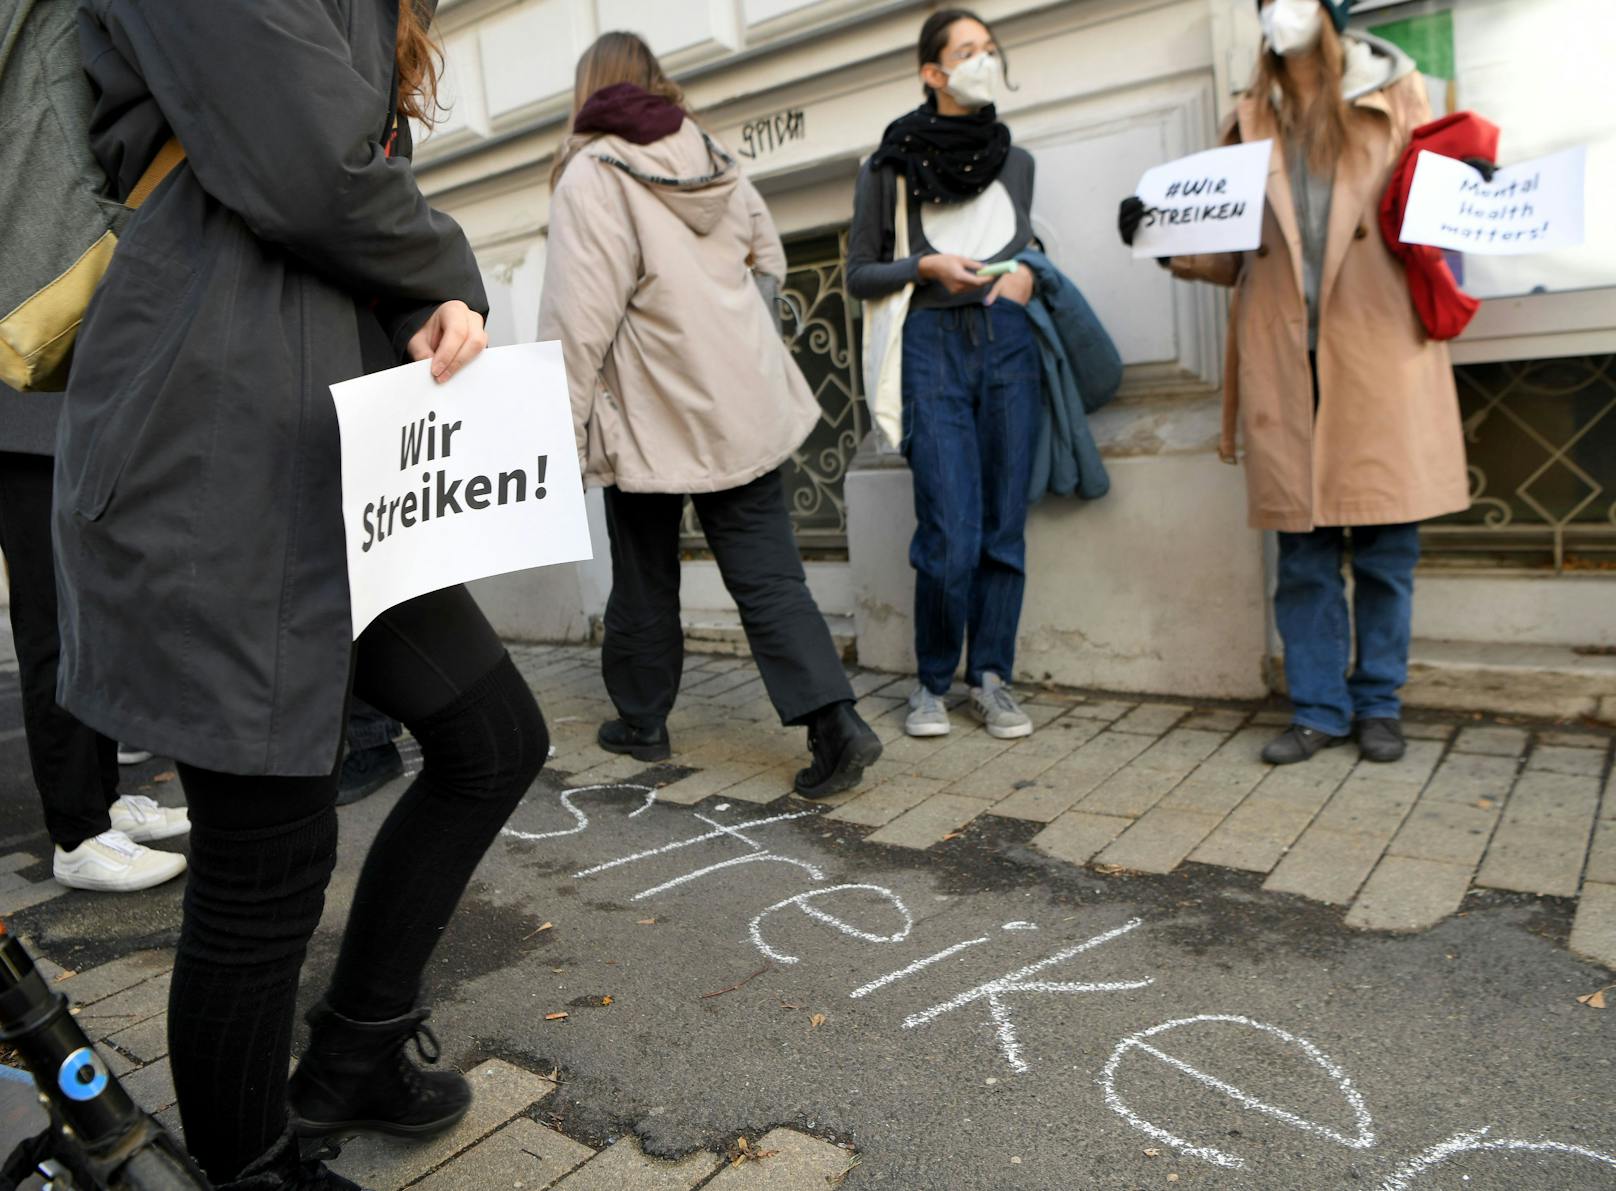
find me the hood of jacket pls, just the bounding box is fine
[588,121,740,236]
[1341,31,1417,101]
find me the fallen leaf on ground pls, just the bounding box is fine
[810,1013,827,1029]
[779,997,805,1011]
[523,922,554,940]
[941,832,964,841]
[1168,1175,1180,1184]
[544,1012,569,1022]
[1093,863,1133,876]
[1144,1149,1160,1157]
[153,772,177,783]
[638,918,657,925]
[1474,798,1495,809]
[1576,984,1614,1009]
[826,1159,861,1187]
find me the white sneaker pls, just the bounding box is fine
[53,831,187,892]
[905,685,952,738]
[970,673,1033,739]
[109,794,191,843]
[117,743,154,765]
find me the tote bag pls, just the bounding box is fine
[861,181,912,453]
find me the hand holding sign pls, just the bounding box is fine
[1130,140,1273,260]
[330,342,592,637]
[1399,146,1587,255]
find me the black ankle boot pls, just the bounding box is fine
[219,1131,366,1190]
[287,1003,470,1140]
[794,701,883,799]
[597,718,672,762]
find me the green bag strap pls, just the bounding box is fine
[0,0,42,79]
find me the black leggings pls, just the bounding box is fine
[167,585,547,1183]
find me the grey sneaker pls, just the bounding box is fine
[905,685,951,738]
[969,673,1033,739]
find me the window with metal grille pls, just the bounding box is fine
[1423,353,1616,572]
[680,229,866,558]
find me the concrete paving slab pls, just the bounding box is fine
[1454,726,1529,757]
[828,776,947,828]
[1094,809,1222,875]
[657,763,774,807]
[1401,721,1456,741]
[76,971,172,1038]
[414,1117,594,1190]
[1528,744,1609,778]
[865,793,984,849]
[122,1058,176,1114]
[1388,800,1500,867]
[1180,708,1250,734]
[107,1014,170,1065]
[1421,751,1521,804]
[1358,739,1445,787]
[1075,766,1185,819]
[1110,703,1191,736]
[1569,882,1616,970]
[702,1129,854,1190]
[1476,771,1602,898]
[1031,811,1132,866]
[944,747,1064,801]
[1064,700,1135,722]
[1344,856,1476,932]
[913,735,1014,783]
[1129,729,1228,774]
[1538,730,1612,750]
[1308,781,1417,839]
[1264,829,1390,905]
[720,765,800,805]
[1586,820,1616,886]
[551,1138,721,1191]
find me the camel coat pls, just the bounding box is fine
[1171,37,1470,532]
[538,122,819,494]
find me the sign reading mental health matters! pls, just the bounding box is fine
[330,341,592,638]
[1399,146,1587,255]
[1131,140,1273,260]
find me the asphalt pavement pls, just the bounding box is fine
[3,669,1614,1189]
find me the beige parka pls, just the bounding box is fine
[538,121,819,494]
[1171,34,1470,532]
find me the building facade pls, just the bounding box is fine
[418,0,1616,718]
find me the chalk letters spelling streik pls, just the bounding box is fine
[361,411,549,553]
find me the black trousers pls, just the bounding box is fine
[602,468,853,728]
[166,584,547,1182]
[0,451,118,849]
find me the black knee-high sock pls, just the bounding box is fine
[168,801,338,1182]
[327,655,546,1020]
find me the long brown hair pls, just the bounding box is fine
[549,32,689,188]
[1251,17,1351,174]
[396,0,444,129]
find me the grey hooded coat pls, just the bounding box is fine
[57,0,487,775]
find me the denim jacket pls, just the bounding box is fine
[1017,251,1122,502]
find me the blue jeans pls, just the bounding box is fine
[901,303,1042,694]
[1275,524,1421,737]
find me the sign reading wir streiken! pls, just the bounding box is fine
[361,412,549,553]
[331,342,592,638]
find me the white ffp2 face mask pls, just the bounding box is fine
[944,52,1003,109]
[1260,0,1325,57]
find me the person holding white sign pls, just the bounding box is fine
[54,4,550,1186]
[1118,0,1471,767]
[540,33,882,799]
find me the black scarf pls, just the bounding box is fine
[869,101,1012,205]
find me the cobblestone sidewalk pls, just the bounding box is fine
[514,643,1616,971]
[0,938,858,1189]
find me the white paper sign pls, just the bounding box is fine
[1399,146,1587,255]
[1131,140,1273,259]
[330,341,592,638]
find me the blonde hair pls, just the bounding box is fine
[1251,18,1352,175]
[549,32,689,189]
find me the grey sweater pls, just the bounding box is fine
[846,146,1036,310]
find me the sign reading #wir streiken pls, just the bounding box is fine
[330,341,592,638]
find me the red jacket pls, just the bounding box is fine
[1379,111,1501,341]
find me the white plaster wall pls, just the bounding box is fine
[848,400,1270,698]
[1412,571,1616,649]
